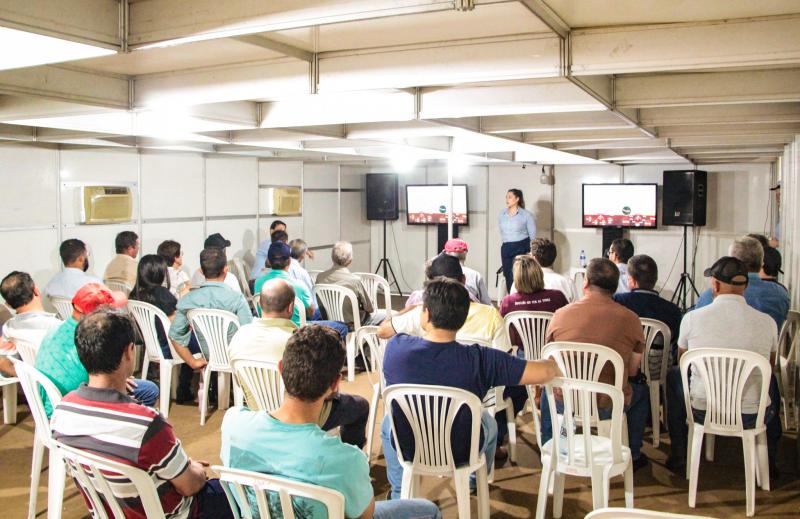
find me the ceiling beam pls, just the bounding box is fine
[555,138,669,151]
[572,15,800,76]
[658,122,800,138]
[0,122,35,141]
[0,0,120,49]
[232,35,313,62]
[0,65,129,109]
[640,103,800,127]
[669,134,796,148]
[517,0,569,39]
[480,110,630,133]
[523,128,650,143]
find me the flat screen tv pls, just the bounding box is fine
[582,183,658,228]
[406,184,469,225]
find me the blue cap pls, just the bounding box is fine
[267,241,292,264]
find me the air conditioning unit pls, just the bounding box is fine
[260,187,301,216]
[80,186,133,224]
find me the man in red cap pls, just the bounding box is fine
[443,238,491,305]
[35,283,159,416]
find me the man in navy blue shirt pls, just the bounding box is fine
[380,278,560,499]
[694,236,789,330]
[614,254,682,366]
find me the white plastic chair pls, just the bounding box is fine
[536,377,633,519]
[354,326,387,462]
[105,279,132,295]
[12,337,39,365]
[230,258,254,300]
[383,384,490,519]
[586,508,715,518]
[504,311,553,448]
[313,284,360,382]
[0,376,17,424]
[231,358,284,412]
[11,359,64,519]
[354,272,393,314]
[776,310,800,429]
[55,441,167,519]
[187,308,243,425]
[308,270,323,283]
[49,296,72,321]
[213,465,345,519]
[127,300,185,418]
[472,337,518,463]
[680,348,772,517]
[640,318,672,447]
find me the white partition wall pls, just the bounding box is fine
[781,137,799,310]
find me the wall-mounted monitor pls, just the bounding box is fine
[406,184,469,225]
[582,183,658,228]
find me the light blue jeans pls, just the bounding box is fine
[373,499,442,519]
[381,411,497,500]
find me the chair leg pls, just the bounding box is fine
[688,428,704,507]
[3,382,17,424]
[346,335,355,382]
[453,467,472,519]
[46,447,64,519]
[233,382,244,408]
[529,386,543,450]
[535,459,551,519]
[141,357,149,381]
[476,463,490,519]
[504,400,517,463]
[400,468,415,499]
[365,385,379,462]
[218,371,231,411]
[199,367,211,426]
[159,363,171,419]
[743,434,756,517]
[649,382,660,447]
[705,434,715,462]
[28,435,45,519]
[661,384,668,433]
[755,431,770,491]
[624,462,634,508]
[590,466,606,511]
[552,473,566,518]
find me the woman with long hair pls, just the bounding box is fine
[499,188,536,291]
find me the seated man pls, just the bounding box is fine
[0,271,62,377]
[229,279,369,448]
[405,255,478,308]
[51,309,231,519]
[542,258,649,470]
[250,219,286,280]
[316,241,387,328]
[170,247,252,359]
[531,238,575,302]
[157,239,191,297]
[190,234,243,293]
[288,238,315,297]
[444,238,491,305]
[380,278,560,498]
[608,238,634,295]
[103,231,139,288]
[694,236,789,330]
[44,239,102,299]
[35,284,159,416]
[222,324,440,519]
[761,246,787,291]
[666,257,781,476]
[614,254,682,369]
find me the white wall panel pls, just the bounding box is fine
[205,156,258,216]
[141,221,205,277]
[303,192,339,247]
[0,229,61,292]
[258,160,302,185]
[305,247,333,272]
[0,145,58,227]
[140,152,204,219]
[59,148,138,183]
[206,217,259,266]
[303,163,339,189]
[351,242,371,273]
[340,192,370,244]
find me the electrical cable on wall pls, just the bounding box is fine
[659,231,684,297]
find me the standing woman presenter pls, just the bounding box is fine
[499,189,536,291]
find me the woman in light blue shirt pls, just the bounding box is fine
[499,189,536,291]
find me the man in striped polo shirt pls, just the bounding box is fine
[51,309,232,519]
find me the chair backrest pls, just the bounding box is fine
[354,272,392,313]
[187,309,240,370]
[545,377,625,469]
[640,318,672,383]
[680,348,772,432]
[778,310,800,360]
[585,507,716,518]
[105,280,132,295]
[213,465,345,519]
[230,258,253,300]
[383,384,483,472]
[127,300,177,361]
[55,440,166,519]
[313,284,361,328]
[10,359,62,446]
[11,336,38,364]
[354,326,386,390]
[49,296,73,321]
[503,311,553,360]
[542,342,624,388]
[308,270,322,283]
[231,358,284,412]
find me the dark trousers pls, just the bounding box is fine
[195,479,234,519]
[322,392,370,448]
[497,385,528,446]
[501,239,530,291]
[666,366,782,463]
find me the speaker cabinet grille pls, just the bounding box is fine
[366,173,399,221]
[662,170,707,226]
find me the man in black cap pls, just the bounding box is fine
[761,246,787,292]
[190,233,242,293]
[665,257,781,477]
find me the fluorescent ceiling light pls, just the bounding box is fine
[0,27,115,71]
[390,152,417,173]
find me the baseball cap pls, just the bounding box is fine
[763,246,783,276]
[72,283,127,314]
[703,256,748,286]
[204,233,231,248]
[428,254,463,280]
[444,238,468,254]
[267,241,292,264]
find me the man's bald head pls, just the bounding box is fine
[260,278,295,318]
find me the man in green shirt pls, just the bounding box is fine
[35,283,159,416]
[254,241,315,327]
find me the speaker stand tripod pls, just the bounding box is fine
[670,225,699,312]
[375,220,403,296]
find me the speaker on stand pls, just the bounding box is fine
[663,170,707,312]
[365,174,403,296]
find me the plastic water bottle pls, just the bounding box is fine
[579,250,587,268]
[558,415,574,458]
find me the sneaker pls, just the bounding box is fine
[494,446,509,464]
[633,453,649,472]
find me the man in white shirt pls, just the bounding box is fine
[190,233,242,294]
[530,238,575,302]
[665,256,781,477]
[443,239,491,305]
[288,238,315,296]
[157,240,190,297]
[608,238,634,295]
[0,271,62,377]
[44,239,102,299]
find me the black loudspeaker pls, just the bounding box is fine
[662,170,707,226]
[366,173,399,220]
